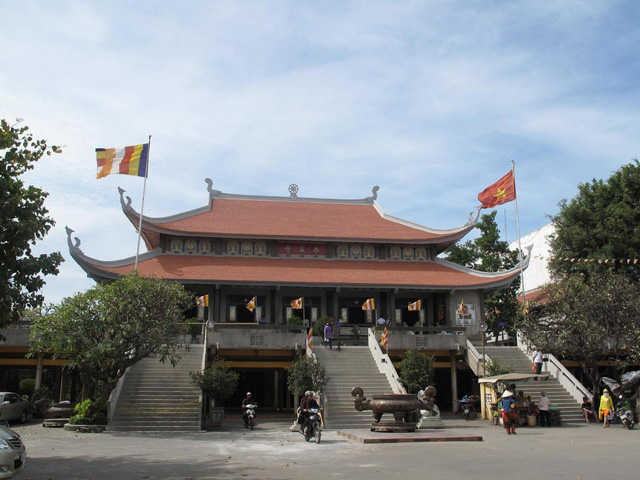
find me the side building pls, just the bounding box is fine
[65,181,525,411]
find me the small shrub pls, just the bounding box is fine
[286,355,328,396]
[484,357,515,377]
[190,357,239,407]
[69,398,107,425]
[313,316,332,337]
[398,349,435,394]
[19,378,36,397]
[287,315,303,326]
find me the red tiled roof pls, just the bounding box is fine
[84,255,518,289]
[140,199,471,243]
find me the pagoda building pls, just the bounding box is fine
[68,180,527,411]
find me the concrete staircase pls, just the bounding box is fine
[482,346,584,423]
[108,345,204,432]
[314,346,394,429]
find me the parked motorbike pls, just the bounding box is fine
[615,398,635,430]
[242,404,258,430]
[456,395,480,420]
[303,407,322,443]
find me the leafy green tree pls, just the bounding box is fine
[549,160,640,281]
[190,357,239,407]
[286,355,328,397]
[0,119,63,326]
[398,349,435,394]
[446,211,522,339]
[29,273,193,410]
[516,272,640,392]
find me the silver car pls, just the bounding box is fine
[0,394,32,424]
[0,426,25,478]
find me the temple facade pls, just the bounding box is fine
[66,180,526,410]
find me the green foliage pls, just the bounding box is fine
[190,357,239,406]
[19,378,35,397]
[313,315,332,336]
[516,272,640,391]
[286,315,303,326]
[549,160,640,281]
[29,272,193,410]
[69,398,107,425]
[0,119,63,326]
[484,357,515,377]
[445,211,522,339]
[398,350,435,394]
[286,355,328,396]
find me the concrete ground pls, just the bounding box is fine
[10,415,639,480]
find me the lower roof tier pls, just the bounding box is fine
[74,251,523,291]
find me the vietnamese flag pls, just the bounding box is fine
[478,170,516,208]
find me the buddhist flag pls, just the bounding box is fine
[246,297,256,312]
[380,327,388,350]
[306,328,313,352]
[362,298,375,310]
[478,170,516,209]
[457,300,466,315]
[291,297,303,309]
[96,144,149,179]
[196,295,209,307]
[408,299,422,311]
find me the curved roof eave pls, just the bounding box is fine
[65,225,163,280]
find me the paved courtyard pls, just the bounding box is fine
[11,416,639,480]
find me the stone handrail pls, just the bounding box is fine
[517,342,590,403]
[367,327,406,394]
[465,338,490,377]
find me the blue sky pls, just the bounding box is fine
[2,1,639,304]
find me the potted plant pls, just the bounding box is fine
[64,398,108,433]
[190,357,239,429]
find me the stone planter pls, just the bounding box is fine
[63,424,106,433]
[207,406,225,429]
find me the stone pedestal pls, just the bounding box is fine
[371,420,418,432]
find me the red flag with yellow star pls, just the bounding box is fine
[478,170,516,209]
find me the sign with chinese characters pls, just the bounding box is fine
[455,301,476,325]
[278,243,327,257]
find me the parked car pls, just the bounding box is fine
[0,393,33,424]
[0,425,26,478]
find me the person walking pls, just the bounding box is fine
[532,347,544,379]
[538,391,551,427]
[323,322,333,350]
[599,389,615,428]
[501,390,518,435]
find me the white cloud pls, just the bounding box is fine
[2,0,639,304]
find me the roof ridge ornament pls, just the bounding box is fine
[466,206,482,226]
[364,186,379,203]
[205,178,223,197]
[65,226,83,254]
[118,187,133,209]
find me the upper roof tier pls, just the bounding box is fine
[119,180,481,252]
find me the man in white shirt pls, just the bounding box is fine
[538,391,551,427]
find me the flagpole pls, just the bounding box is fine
[511,159,526,306]
[134,135,151,271]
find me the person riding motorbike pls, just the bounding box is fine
[299,391,322,434]
[241,392,257,425]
